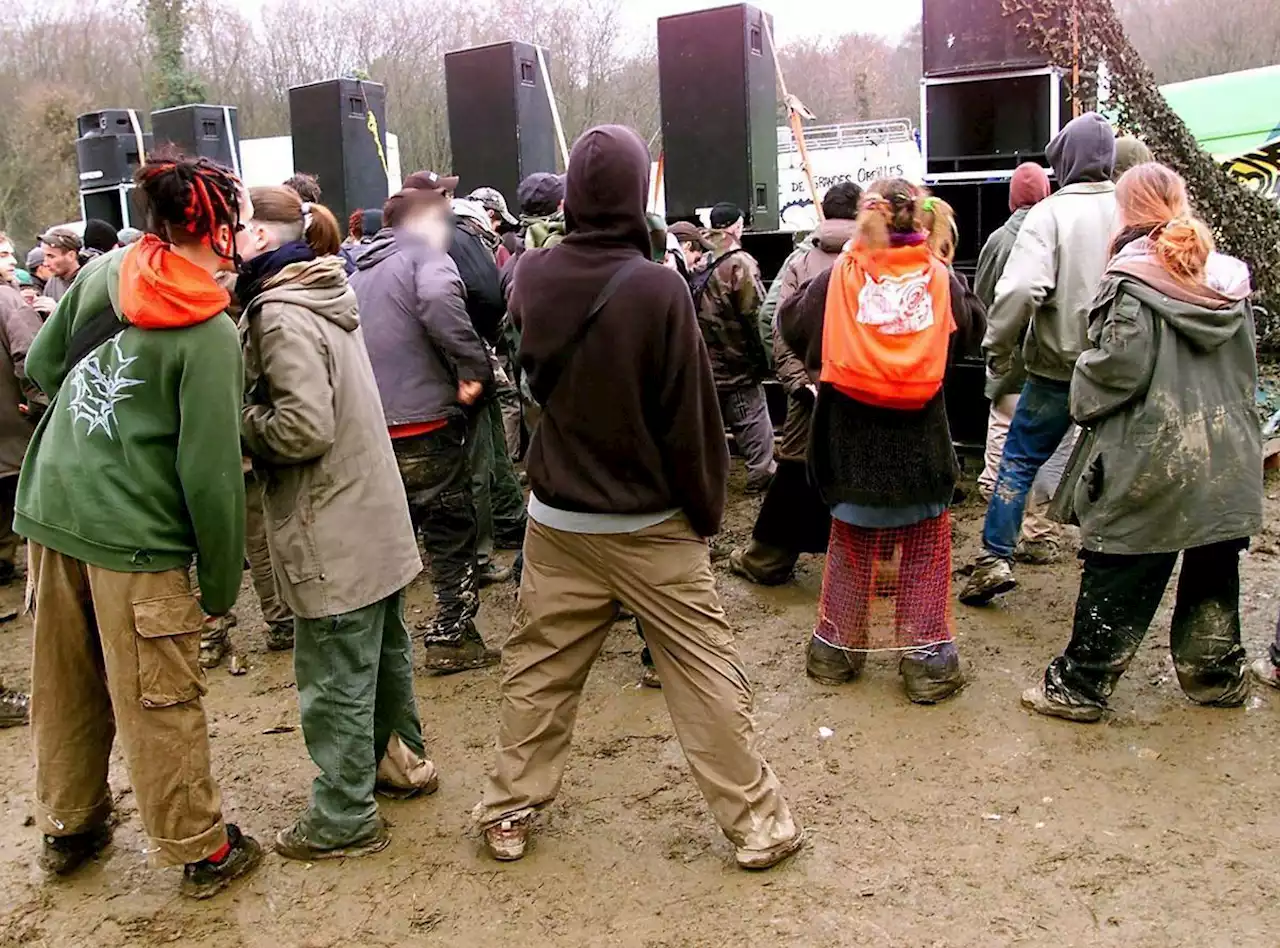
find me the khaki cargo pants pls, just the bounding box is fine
[29,543,228,867]
[476,516,798,855]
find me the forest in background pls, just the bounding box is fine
[1,0,1278,243]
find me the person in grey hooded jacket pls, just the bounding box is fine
[962,112,1118,605]
[1022,162,1260,723]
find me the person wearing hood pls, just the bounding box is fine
[729,182,862,586]
[350,183,498,675]
[0,246,44,585]
[474,125,802,871]
[1023,162,1259,722]
[1112,136,1154,182]
[16,155,262,898]
[962,112,1119,605]
[973,163,1074,563]
[236,185,434,859]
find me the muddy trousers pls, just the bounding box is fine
[293,589,425,847]
[28,544,227,867]
[244,473,292,632]
[470,398,528,567]
[477,517,798,855]
[393,423,480,642]
[1044,541,1249,709]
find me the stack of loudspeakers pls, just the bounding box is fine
[151,104,242,176]
[75,110,152,231]
[444,41,557,207]
[657,2,779,232]
[288,78,390,228]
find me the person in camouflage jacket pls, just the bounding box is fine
[697,203,775,493]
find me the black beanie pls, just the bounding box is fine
[82,219,119,255]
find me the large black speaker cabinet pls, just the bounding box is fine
[75,110,151,190]
[151,104,241,172]
[923,0,1064,77]
[288,78,389,227]
[445,41,557,205]
[658,3,779,231]
[925,72,1073,175]
[80,187,145,232]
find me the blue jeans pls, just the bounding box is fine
[981,376,1073,560]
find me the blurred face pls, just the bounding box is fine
[42,245,79,278]
[401,203,453,251]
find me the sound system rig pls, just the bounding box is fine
[74,109,152,230]
[288,78,390,229]
[151,104,242,175]
[445,41,558,207]
[657,2,780,232]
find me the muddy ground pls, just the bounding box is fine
[3,466,1280,948]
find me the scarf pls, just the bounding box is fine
[235,240,316,308]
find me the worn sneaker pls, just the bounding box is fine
[640,664,662,689]
[1021,681,1104,723]
[477,563,513,587]
[484,814,533,862]
[728,549,789,587]
[805,637,865,686]
[181,825,263,899]
[274,817,390,862]
[1014,538,1062,565]
[735,828,806,871]
[264,622,294,652]
[423,636,501,675]
[1250,658,1280,691]
[39,825,112,876]
[0,687,29,728]
[901,649,965,705]
[199,613,237,669]
[958,556,1017,606]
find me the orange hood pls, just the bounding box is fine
[118,234,229,329]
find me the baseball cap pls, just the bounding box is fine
[25,246,44,270]
[669,220,712,249]
[517,172,565,217]
[39,227,82,253]
[403,170,460,195]
[469,187,519,226]
[709,202,744,229]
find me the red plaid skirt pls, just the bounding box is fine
[815,512,954,653]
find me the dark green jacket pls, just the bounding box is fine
[15,250,246,614]
[1062,264,1261,555]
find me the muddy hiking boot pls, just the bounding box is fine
[423,620,500,675]
[264,622,295,652]
[181,824,263,899]
[805,637,866,686]
[0,686,30,728]
[477,562,513,588]
[900,647,965,705]
[1250,657,1280,691]
[199,613,238,669]
[39,825,112,876]
[735,827,806,871]
[1015,538,1063,566]
[274,817,391,862]
[1021,681,1104,723]
[728,549,791,587]
[958,555,1017,606]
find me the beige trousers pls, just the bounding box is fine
[476,516,797,854]
[29,544,228,867]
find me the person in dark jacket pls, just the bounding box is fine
[1024,162,1259,722]
[473,125,803,872]
[350,183,498,674]
[781,180,985,704]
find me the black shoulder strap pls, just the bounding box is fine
[66,305,127,371]
[530,256,648,406]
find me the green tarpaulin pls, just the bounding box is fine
[1161,64,1280,159]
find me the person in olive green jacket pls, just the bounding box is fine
[15,156,262,899]
[236,185,433,862]
[1024,163,1260,724]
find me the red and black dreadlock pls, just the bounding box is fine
[134,152,243,259]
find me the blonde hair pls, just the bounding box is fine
[854,178,920,251]
[1115,162,1213,284]
[919,196,958,264]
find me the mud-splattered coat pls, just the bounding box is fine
[1065,266,1262,555]
[695,230,768,390]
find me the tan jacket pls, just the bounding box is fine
[241,255,421,619]
[0,286,42,477]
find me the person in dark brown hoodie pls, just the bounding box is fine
[473,124,803,871]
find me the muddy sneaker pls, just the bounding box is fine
[958,555,1017,606]
[274,818,390,862]
[264,622,294,652]
[423,636,501,675]
[640,664,662,689]
[1014,538,1062,566]
[484,814,533,862]
[181,825,263,899]
[375,739,440,801]
[728,549,789,587]
[735,828,806,871]
[1021,681,1104,723]
[39,825,112,876]
[0,687,29,728]
[477,562,513,587]
[199,613,237,669]
[806,637,865,685]
[1250,657,1280,691]
[901,648,965,705]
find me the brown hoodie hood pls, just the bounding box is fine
[562,125,653,256]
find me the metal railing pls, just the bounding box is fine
[777,119,916,154]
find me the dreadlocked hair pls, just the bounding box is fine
[134,151,243,258]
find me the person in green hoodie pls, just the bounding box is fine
[15,155,263,899]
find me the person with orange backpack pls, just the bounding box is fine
[779,179,984,703]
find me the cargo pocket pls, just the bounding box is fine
[271,511,323,585]
[133,593,207,709]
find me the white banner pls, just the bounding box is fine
[778,140,925,231]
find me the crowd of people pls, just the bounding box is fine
[0,107,1272,899]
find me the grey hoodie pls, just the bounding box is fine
[1062,241,1261,555]
[1047,112,1116,185]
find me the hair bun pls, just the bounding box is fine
[1154,215,1213,283]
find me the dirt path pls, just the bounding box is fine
[3,470,1280,947]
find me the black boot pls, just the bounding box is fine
[39,825,112,876]
[806,637,865,685]
[180,824,264,900]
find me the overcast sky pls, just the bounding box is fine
[619,0,923,44]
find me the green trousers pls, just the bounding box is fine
[294,589,425,847]
[470,398,528,566]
